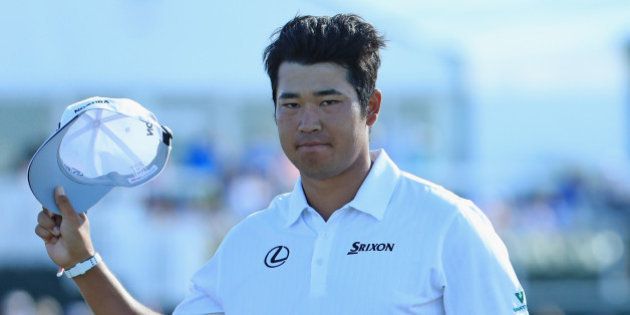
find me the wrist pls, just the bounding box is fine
[62,248,96,269]
[62,252,102,279]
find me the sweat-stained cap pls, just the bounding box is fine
[27,97,173,213]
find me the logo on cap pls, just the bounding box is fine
[74,99,110,114]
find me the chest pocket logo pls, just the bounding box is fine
[347,241,395,255]
[264,245,290,268]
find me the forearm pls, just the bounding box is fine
[73,261,161,315]
[34,191,161,314]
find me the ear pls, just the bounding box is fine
[366,89,382,127]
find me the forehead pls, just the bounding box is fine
[276,62,355,97]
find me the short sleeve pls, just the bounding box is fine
[173,245,225,315]
[441,201,529,314]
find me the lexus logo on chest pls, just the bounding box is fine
[264,245,290,268]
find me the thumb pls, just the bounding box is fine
[54,186,81,222]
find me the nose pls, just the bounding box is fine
[298,105,322,133]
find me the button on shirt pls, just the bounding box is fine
[174,149,528,315]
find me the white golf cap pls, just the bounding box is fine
[28,96,173,214]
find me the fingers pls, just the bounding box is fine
[54,186,79,221]
[43,207,63,228]
[37,209,57,230]
[36,208,61,242]
[35,224,57,243]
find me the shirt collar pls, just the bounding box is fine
[285,177,309,227]
[347,149,400,221]
[283,149,401,227]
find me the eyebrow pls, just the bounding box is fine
[314,89,343,97]
[278,92,300,99]
[277,89,344,99]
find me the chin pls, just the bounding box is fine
[299,166,339,180]
[292,155,332,179]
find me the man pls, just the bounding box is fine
[35,14,528,314]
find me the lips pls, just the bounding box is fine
[298,141,327,147]
[296,141,331,150]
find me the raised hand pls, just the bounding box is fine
[35,186,95,269]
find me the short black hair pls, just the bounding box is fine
[263,14,386,115]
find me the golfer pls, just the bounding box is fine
[34,14,528,314]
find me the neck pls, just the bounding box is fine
[301,151,372,221]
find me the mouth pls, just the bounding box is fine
[296,142,331,150]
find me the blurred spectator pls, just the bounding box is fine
[64,301,93,315]
[225,169,273,219]
[183,138,221,176]
[1,290,36,315]
[34,296,62,315]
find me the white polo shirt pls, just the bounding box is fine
[174,149,528,315]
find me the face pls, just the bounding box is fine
[275,62,379,180]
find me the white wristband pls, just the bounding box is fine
[64,253,102,279]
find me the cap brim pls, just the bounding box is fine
[27,119,113,214]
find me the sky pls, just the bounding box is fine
[1,0,629,190]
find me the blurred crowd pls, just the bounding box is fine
[1,290,90,315]
[1,136,629,313]
[488,166,630,234]
[485,164,630,277]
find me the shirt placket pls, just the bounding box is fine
[306,207,343,298]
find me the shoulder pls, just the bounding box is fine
[394,171,472,218]
[392,173,510,265]
[389,170,497,240]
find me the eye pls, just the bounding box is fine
[281,103,299,109]
[320,100,340,106]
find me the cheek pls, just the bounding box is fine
[275,109,298,126]
[276,118,295,144]
[328,110,365,140]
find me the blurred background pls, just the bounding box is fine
[1,0,629,314]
